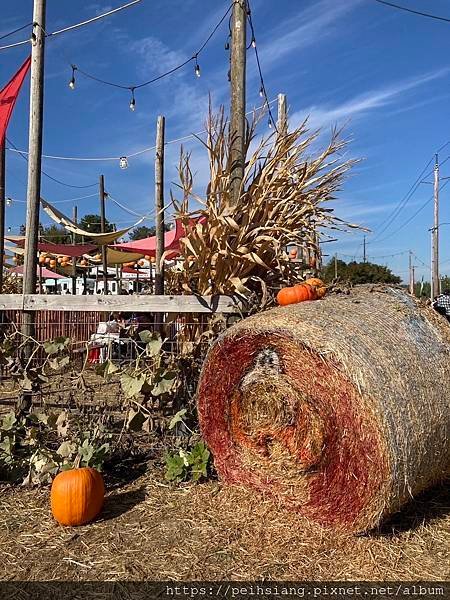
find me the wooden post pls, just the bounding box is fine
[154,115,165,295]
[71,205,77,295]
[277,93,288,137]
[22,0,46,341]
[99,174,108,294]
[411,265,416,297]
[409,250,414,295]
[230,0,247,205]
[363,235,367,263]
[334,253,338,280]
[432,154,439,299]
[0,140,5,293]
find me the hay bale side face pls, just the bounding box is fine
[197,286,450,532]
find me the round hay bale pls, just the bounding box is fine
[197,285,450,532]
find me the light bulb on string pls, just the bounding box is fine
[251,37,256,48]
[259,86,264,98]
[6,198,12,207]
[7,227,11,233]
[69,65,76,90]
[119,157,129,169]
[268,117,273,129]
[194,56,201,77]
[129,88,136,112]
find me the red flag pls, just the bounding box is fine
[0,55,31,146]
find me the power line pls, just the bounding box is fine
[371,154,434,242]
[0,1,142,52]
[373,179,450,245]
[374,0,450,23]
[5,98,278,163]
[0,22,33,41]
[6,137,97,189]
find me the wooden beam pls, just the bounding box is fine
[0,294,241,313]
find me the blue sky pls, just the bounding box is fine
[1,0,450,282]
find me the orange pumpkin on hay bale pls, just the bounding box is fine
[197,285,450,532]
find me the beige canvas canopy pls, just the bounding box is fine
[41,199,144,245]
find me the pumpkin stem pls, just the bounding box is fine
[74,454,82,469]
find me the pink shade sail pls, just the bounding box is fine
[112,218,205,258]
[10,265,66,279]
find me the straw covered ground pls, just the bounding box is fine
[0,469,449,581]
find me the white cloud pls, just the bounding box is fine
[289,67,450,130]
[257,0,364,71]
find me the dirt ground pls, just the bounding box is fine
[0,466,448,582]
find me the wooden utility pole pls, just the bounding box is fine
[334,253,338,280]
[154,115,165,295]
[277,93,288,137]
[432,154,439,299]
[0,141,5,293]
[22,0,46,339]
[363,235,367,263]
[409,250,414,295]
[230,0,247,205]
[99,175,108,294]
[412,265,415,296]
[71,205,77,295]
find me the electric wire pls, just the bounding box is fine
[0,1,142,52]
[0,22,33,42]
[5,98,278,162]
[6,137,97,189]
[374,0,450,24]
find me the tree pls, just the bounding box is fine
[322,259,401,285]
[128,225,155,241]
[128,223,171,241]
[78,214,114,234]
[40,224,71,245]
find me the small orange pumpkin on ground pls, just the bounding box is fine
[51,467,105,526]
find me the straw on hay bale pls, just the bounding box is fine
[197,285,450,533]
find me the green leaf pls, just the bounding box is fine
[169,409,187,430]
[56,440,77,458]
[140,331,163,357]
[164,453,186,482]
[1,413,16,431]
[120,373,145,398]
[152,371,177,397]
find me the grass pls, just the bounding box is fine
[0,466,448,581]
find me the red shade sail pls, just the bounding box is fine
[11,238,97,258]
[0,56,31,146]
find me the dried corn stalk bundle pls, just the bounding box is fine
[170,109,359,301]
[197,286,450,532]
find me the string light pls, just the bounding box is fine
[194,56,201,78]
[7,227,11,233]
[119,157,129,169]
[59,3,233,104]
[247,1,278,133]
[69,65,76,90]
[129,88,136,111]
[6,198,12,207]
